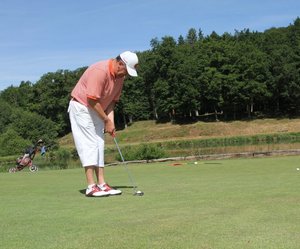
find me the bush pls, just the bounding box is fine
[115,144,165,161]
[10,109,59,145]
[71,148,79,160]
[39,148,71,170]
[55,148,71,169]
[162,132,300,149]
[0,128,31,156]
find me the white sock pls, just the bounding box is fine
[88,184,95,189]
[98,183,106,188]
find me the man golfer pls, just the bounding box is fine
[68,51,139,197]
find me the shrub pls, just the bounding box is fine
[0,128,31,156]
[71,148,79,160]
[115,144,165,161]
[40,148,71,169]
[55,148,71,169]
[10,109,59,145]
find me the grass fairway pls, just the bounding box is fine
[1,156,300,249]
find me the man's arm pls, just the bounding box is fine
[87,98,115,135]
[105,101,115,123]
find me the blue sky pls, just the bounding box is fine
[0,0,299,91]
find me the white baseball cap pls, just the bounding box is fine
[120,51,138,77]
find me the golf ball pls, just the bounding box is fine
[194,162,198,164]
[297,168,299,171]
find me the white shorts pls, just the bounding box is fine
[68,100,105,167]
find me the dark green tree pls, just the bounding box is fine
[186,28,198,45]
[0,128,31,156]
[9,108,59,145]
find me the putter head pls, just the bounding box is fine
[134,190,144,196]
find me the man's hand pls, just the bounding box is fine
[104,119,115,136]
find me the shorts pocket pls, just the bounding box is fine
[75,105,93,128]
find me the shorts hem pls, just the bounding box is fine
[82,164,105,168]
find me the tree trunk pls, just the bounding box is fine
[128,115,133,124]
[123,113,127,128]
[233,104,236,120]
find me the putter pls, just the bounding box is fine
[113,136,144,196]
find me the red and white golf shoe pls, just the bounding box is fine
[99,183,122,196]
[85,185,109,197]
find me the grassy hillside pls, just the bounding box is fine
[58,118,300,163]
[60,118,300,147]
[2,118,300,171]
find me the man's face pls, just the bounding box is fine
[115,60,128,78]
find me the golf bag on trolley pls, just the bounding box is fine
[9,139,43,173]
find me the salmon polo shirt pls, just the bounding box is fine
[71,59,124,111]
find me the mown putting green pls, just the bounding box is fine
[1,156,300,249]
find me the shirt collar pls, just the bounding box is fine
[108,59,115,78]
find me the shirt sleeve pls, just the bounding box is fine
[86,68,107,100]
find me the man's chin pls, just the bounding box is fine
[115,74,126,79]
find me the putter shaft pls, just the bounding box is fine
[113,137,138,192]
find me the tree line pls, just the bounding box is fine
[0,18,299,155]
